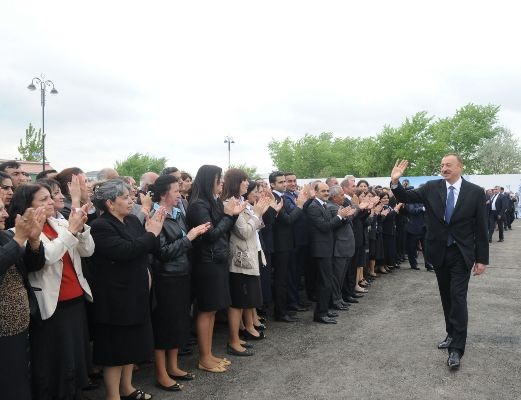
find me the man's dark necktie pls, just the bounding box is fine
[445,186,455,245]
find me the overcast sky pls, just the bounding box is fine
[2,0,520,176]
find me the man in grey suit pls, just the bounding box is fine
[327,185,356,310]
[306,183,351,324]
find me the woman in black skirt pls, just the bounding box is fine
[0,198,45,400]
[186,165,243,373]
[149,175,209,391]
[222,172,271,356]
[380,192,398,273]
[90,179,165,400]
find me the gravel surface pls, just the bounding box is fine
[84,221,521,400]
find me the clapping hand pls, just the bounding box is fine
[270,198,283,213]
[296,190,308,208]
[145,207,166,236]
[187,222,211,241]
[253,196,271,217]
[381,208,390,216]
[391,160,409,184]
[224,198,246,216]
[68,204,89,235]
[139,192,153,214]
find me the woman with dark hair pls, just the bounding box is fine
[378,191,400,273]
[186,165,243,373]
[148,175,209,391]
[366,190,384,279]
[8,183,95,400]
[1,198,45,400]
[54,167,95,222]
[356,180,369,193]
[222,171,271,357]
[90,179,165,400]
[179,171,192,200]
[0,171,14,208]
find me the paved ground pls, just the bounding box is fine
[85,221,520,400]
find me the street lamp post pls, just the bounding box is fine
[224,136,235,169]
[27,75,58,171]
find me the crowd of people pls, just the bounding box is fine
[0,158,517,399]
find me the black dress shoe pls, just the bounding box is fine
[275,314,299,323]
[288,305,310,312]
[411,266,420,270]
[254,323,266,331]
[425,266,434,272]
[498,239,504,242]
[178,347,193,356]
[352,293,364,298]
[327,311,339,318]
[82,379,99,391]
[447,350,461,370]
[168,372,195,381]
[344,297,359,304]
[331,303,349,310]
[240,329,266,340]
[313,316,337,324]
[438,336,453,349]
[227,343,255,356]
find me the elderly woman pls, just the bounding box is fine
[186,165,243,373]
[7,182,94,400]
[222,172,271,356]
[90,179,164,400]
[148,175,209,391]
[1,199,45,400]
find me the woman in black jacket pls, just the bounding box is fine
[149,175,209,391]
[90,179,165,400]
[186,165,243,373]
[0,198,45,400]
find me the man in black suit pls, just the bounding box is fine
[306,183,350,324]
[405,201,433,271]
[391,154,488,370]
[327,185,356,310]
[488,186,505,242]
[269,171,305,322]
[340,176,367,304]
[284,172,312,311]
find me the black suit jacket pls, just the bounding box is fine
[90,213,159,326]
[306,199,343,258]
[392,178,488,268]
[271,192,303,253]
[488,193,506,216]
[326,201,355,258]
[284,191,309,246]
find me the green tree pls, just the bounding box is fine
[18,123,43,161]
[268,104,503,177]
[474,127,521,174]
[114,153,167,182]
[229,164,261,180]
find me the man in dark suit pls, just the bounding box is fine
[327,185,356,310]
[405,201,433,271]
[391,154,488,370]
[306,183,350,324]
[269,171,305,322]
[340,176,368,304]
[488,186,505,242]
[284,172,312,311]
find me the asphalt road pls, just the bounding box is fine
[85,220,521,400]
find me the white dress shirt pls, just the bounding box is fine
[446,177,462,208]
